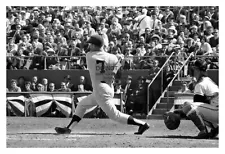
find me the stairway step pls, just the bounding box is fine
[156,103,174,109]
[147,114,164,120]
[160,97,175,103]
[176,77,192,81]
[172,81,185,86]
[152,109,170,114]
[163,91,176,97]
[169,86,182,91]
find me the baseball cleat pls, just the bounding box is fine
[209,127,219,139]
[195,130,209,139]
[55,127,71,134]
[134,123,150,135]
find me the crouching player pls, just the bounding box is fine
[168,58,219,139]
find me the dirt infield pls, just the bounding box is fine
[6,117,218,148]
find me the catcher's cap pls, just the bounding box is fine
[87,35,104,48]
[193,59,208,72]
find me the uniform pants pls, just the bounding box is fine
[74,83,130,124]
[187,102,218,127]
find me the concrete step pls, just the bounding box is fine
[172,80,185,86]
[163,91,176,97]
[156,103,174,109]
[147,114,164,120]
[160,97,175,103]
[168,86,182,92]
[152,109,170,114]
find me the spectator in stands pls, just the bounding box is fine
[17,76,26,91]
[184,38,196,55]
[107,22,121,41]
[84,20,95,37]
[133,8,151,36]
[189,25,199,39]
[58,82,71,92]
[48,83,56,92]
[196,36,213,55]
[63,75,75,91]
[204,25,214,41]
[96,26,109,49]
[46,48,59,69]
[24,81,33,92]
[141,28,152,44]
[31,29,43,49]
[7,39,18,54]
[209,29,219,51]
[122,75,135,114]
[151,34,162,50]
[80,30,90,52]
[11,46,26,70]
[9,79,21,92]
[31,76,38,91]
[74,75,92,92]
[114,80,123,94]
[37,83,44,92]
[123,48,134,70]
[6,6,219,72]
[42,78,48,91]
[9,24,24,44]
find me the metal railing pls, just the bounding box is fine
[147,52,194,116]
[146,52,175,115]
[6,55,179,70]
[7,54,218,70]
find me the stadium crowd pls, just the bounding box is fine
[6,6,219,117]
[6,6,219,70]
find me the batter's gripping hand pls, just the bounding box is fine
[163,112,181,130]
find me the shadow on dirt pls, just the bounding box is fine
[10,132,126,136]
[146,135,218,140]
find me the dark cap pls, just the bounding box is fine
[87,35,104,47]
[193,59,207,72]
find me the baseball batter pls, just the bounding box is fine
[55,35,150,135]
[165,58,219,139]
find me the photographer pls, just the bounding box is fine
[129,76,148,115]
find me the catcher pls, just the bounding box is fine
[164,58,218,139]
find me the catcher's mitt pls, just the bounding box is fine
[163,112,181,130]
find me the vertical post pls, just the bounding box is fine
[24,98,27,117]
[161,69,163,94]
[147,86,149,117]
[120,92,124,113]
[44,56,47,70]
[71,94,75,116]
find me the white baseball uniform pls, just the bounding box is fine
[186,77,219,126]
[74,50,130,124]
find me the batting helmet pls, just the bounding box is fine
[163,112,181,130]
